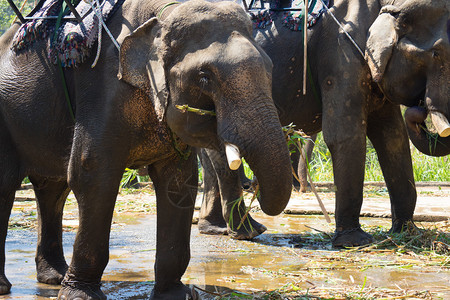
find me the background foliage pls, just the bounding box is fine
[0,0,36,35]
[122,132,450,189]
[303,133,450,183]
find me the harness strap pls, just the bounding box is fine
[158,2,180,19]
[54,1,76,121]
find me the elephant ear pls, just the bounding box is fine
[118,17,168,121]
[365,6,400,82]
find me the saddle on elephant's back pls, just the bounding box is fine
[11,0,124,67]
[247,0,329,31]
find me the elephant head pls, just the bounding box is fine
[117,0,292,215]
[365,0,450,156]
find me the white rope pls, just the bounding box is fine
[84,0,121,68]
[318,0,365,59]
[91,0,103,67]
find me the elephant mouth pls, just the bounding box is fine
[429,111,450,137]
[405,106,450,138]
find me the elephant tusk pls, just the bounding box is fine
[430,111,450,137]
[225,143,242,170]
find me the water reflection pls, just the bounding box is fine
[3,212,449,299]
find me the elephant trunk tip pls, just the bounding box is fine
[257,178,292,216]
[404,106,427,135]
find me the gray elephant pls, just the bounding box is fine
[0,0,293,298]
[199,0,449,246]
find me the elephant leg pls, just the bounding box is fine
[0,134,23,294]
[367,103,417,232]
[29,176,69,285]
[297,134,317,193]
[322,101,373,247]
[204,149,266,240]
[198,149,228,235]
[58,140,126,299]
[148,152,198,300]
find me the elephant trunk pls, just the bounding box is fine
[405,60,450,157]
[218,103,292,216]
[405,106,450,156]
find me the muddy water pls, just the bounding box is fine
[3,208,450,299]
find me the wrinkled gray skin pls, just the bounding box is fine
[199,0,449,246]
[198,134,315,239]
[0,0,293,298]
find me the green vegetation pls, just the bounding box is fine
[119,130,450,189]
[0,0,35,35]
[306,133,450,183]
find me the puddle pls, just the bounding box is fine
[2,208,450,299]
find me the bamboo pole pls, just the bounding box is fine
[10,0,27,24]
[296,138,331,223]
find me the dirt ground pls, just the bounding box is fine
[6,182,450,299]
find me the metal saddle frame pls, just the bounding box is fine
[242,0,304,12]
[8,0,306,24]
[7,0,90,24]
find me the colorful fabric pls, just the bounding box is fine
[12,0,63,51]
[249,0,329,31]
[12,0,124,67]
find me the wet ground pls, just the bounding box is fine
[4,183,450,299]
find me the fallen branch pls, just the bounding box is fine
[297,138,331,223]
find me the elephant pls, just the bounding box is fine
[198,135,316,239]
[198,0,449,246]
[402,18,450,157]
[0,0,293,298]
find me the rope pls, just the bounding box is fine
[83,0,121,68]
[318,1,395,108]
[158,2,180,19]
[91,0,103,67]
[54,0,76,121]
[318,0,365,59]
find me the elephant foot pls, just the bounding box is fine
[151,282,198,300]
[198,218,228,235]
[36,257,68,285]
[332,226,374,248]
[228,215,267,240]
[0,274,12,295]
[389,219,416,234]
[58,276,105,300]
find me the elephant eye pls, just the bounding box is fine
[200,76,209,85]
[199,71,210,86]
